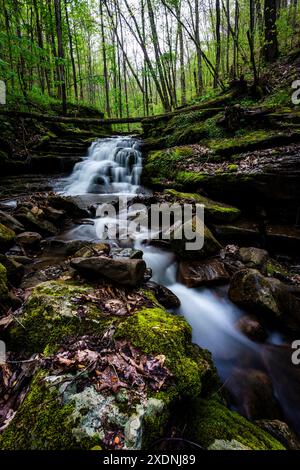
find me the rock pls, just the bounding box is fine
[43,206,65,222]
[208,439,251,450]
[0,223,15,253]
[226,368,281,421]
[235,314,267,342]
[0,210,24,233]
[14,207,58,236]
[71,256,146,287]
[238,247,268,268]
[4,280,218,450]
[110,247,143,260]
[16,232,42,250]
[266,225,300,254]
[165,189,241,223]
[255,419,300,450]
[147,282,181,309]
[48,194,90,218]
[262,344,300,437]
[74,243,111,258]
[169,217,222,260]
[187,398,284,450]
[0,254,24,286]
[228,268,300,332]
[212,221,261,246]
[9,255,33,265]
[0,262,9,308]
[179,259,229,287]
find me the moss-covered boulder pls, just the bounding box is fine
[187,398,285,450]
[165,189,241,223]
[169,217,222,260]
[2,279,220,450]
[0,223,15,253]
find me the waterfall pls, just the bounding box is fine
[64,137,142,195]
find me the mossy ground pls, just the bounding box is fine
[0,262,8,298]
[0,223,15,251]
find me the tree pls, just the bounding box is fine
[264,0,279,62]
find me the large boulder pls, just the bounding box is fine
[71,256,147,287]
[0,223,15,253]
[186,398,284,450]
[228,268,300,332]
[3,280,218,450]
[179,258,229,287]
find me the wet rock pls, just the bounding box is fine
[169,217,222,260]
[255,419,300,450]
[74,243,111,258]
[228,268,300,332]
[0,223,15,253]
[0,254,24,286]
[43,206,65,222]
[16,232,42,250]
[235,314,267,342]
[238,247,268,269]
[110,247,143,260]
[47,194,89,218]
[0,210,24,233]
[226,368,282,421]
[9,255,33,265]
[147,281,181,309]
[71,256,146,287]
[179,259,229,287]
[14,206,58,236]
[41,239,93,257]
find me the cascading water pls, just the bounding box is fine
[64,137,142,195]
[62,136,300,435]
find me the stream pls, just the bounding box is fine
[55,135,300,435]
[2,136,299,437]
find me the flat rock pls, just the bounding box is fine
[179,258,229,287]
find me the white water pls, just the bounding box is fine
[64,137,142,196]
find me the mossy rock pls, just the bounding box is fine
[0,223,15,253]
[0,373,82,450]
[3,281,219,450]
[0,262,8,300]
[165,189,241,223]
[8,280,118,353]
[187,398,285,450]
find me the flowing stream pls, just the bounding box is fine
[62,136,300,434]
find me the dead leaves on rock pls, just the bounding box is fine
[49,336,172,394]
[71,284,152,317]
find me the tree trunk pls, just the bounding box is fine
[54,0,67,115]
[264,0,279,62]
